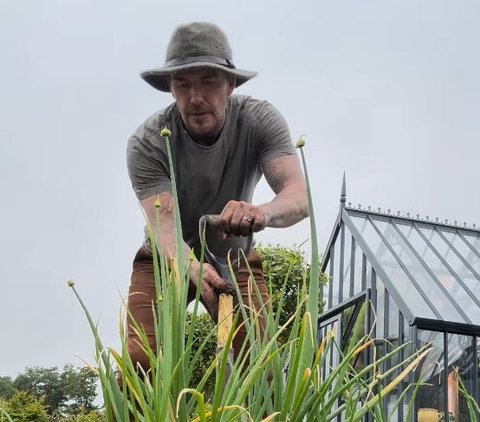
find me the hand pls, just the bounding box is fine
[219,200,267,237]
[190,261,233,320]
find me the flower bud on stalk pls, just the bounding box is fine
[295,137,306,149]
[160,127,171,138]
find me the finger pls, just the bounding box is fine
[204,265,234,293]
[230,202,248,227]
[219,201,237,234]
[201,284,219,321]
[239,216,253,237]
[251,213,266,232]
[230,202,252,236]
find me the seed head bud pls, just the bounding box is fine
[67,280,75,288]
[160,127,171,138]
[154,196,161,208]
[295,137,306,149]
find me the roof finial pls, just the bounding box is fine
[340,171,346,208]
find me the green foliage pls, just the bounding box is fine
[185,312,216,398]
[6,365,98,417]
[256,243,328,343]
[185,243,329,396]
[60,365,98,414]
[55,408,105,422]
[0,377,15,400]
[13,367,64,415]
[70,136,430,421]
[2,391,49,422]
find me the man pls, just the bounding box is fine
[126,22,308,371]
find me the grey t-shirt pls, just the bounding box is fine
[127,94,295,256]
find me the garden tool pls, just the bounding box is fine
[199,214,253,383]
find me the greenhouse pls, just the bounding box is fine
[320,176,480,421]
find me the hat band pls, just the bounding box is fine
[165,55,236,69]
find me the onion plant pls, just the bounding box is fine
[69,131,430,421]
[0,404,13,422]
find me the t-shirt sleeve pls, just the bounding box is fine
[126,133,172,201]
[253,101,296,167]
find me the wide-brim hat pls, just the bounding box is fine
[141,22,257,92]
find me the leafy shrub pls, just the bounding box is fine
[2,391,49,422]
[55,408,105,422]
[257,243,329,343]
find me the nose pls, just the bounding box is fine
[188,86,205,107]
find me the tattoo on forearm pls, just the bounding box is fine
[263,160,288,194]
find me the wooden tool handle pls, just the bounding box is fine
[217,293,233,349]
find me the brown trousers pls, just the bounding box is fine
[126,246,270,372]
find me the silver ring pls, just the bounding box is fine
[243,216,253,223]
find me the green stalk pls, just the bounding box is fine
[162,128,189,421]
[68,282,124,420]
[162,129,185,282]
[0,407,13,422]
[297,140,319,344]
[350,348,431,420]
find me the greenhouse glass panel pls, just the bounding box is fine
[373,219,466,324]
[327,244,335,309]
[349,214,437,319]
[353,249,365,296]
[320,321,337,378]
[324,259,331,309]
[446,334,477,421]
[376,277,385,339]
[442,231,480,275]
[331,225,343,307]
[421,227,480,288]
[341,227,353,302]
[464,233,480,256]
[383,294,401,419]
[417,330,447,420]
[396,222,480,324]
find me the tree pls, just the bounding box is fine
[2,391,49,422]
[61,364,98,414]
[0,376,15,400]
[11,365,98,416]
[13,366,64,414]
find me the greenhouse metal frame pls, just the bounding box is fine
[320,177,480,421]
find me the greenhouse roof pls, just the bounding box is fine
[322,177,480,333]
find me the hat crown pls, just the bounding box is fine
[140,22,257,92]
[166,22,233,63]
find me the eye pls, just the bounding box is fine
[173,79,189,89]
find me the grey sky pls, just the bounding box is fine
[1,0,479,378]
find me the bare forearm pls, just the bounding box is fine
[142,194,232,303]
[259,184,309,228]
[154,220,193,265]
[142,193,195,269]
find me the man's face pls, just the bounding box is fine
[170,69,235,144]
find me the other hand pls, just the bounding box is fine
[190,261,233,320]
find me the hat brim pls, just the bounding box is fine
[140,62,257,92]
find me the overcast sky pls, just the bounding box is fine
[1,0,479,378]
